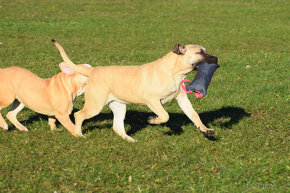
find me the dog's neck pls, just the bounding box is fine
[46,72,81,99]
[153,52,192,76]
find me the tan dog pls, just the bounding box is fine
[53,40,218,142]
[0,62,91,134]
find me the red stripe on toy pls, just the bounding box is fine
[181,79,193,94]
[195,91,203,98]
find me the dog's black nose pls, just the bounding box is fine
[203,53,218,64]
[213,56,218,64]
[205,56,218,64]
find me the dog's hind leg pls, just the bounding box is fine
[147,100,169,124]
[6,100,28,131]
[0,95,17,130]
[0,108,8,130]
[48,116,57,130]
[109,101,135,142]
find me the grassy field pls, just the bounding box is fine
[0,0,289,192]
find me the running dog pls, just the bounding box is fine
[52,40,217,142]
[0,62,91,134]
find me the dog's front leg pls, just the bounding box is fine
[147,100,169,124]
[55,113,81,137]
[176,90,214,136]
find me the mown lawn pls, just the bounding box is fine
[0,0,289,192]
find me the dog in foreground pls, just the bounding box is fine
[52,39,218,142]
[0,62,90,133]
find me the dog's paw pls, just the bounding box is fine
[79,134,86,138]
[126,137,136,143]
[18,126,29,132]
[0,123,8,130]
[205,129,215,137]
[50,128,62,131]
[73,132,85,138]
[148,116,161,124]
[198,127,215,137]
[148,116,156,123]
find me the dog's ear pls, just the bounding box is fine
[172,43,186,55]
[59,62,74,75]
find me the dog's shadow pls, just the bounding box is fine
[25,106,250,140]
[82,106,250,138]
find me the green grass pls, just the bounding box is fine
[0,0,289,192]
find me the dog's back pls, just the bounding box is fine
[0,66,52,113]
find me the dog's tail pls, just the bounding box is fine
[51,39,92,77]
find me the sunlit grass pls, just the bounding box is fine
[0,0,288,192]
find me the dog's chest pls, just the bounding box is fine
[161,75,185,104]
[169,74,186,93]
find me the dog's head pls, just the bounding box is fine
[172,43,218,71]
[59,62,91,96]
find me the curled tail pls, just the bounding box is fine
[51,39,92,77]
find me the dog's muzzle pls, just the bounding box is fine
[193,53,218,70]
[204,54,218,64]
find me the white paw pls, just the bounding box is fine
[124,135,136,143]
[73,132,85,138]
[18,126,29,132]
[1,123,8,130]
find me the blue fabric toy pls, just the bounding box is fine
[181,62,219,98]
